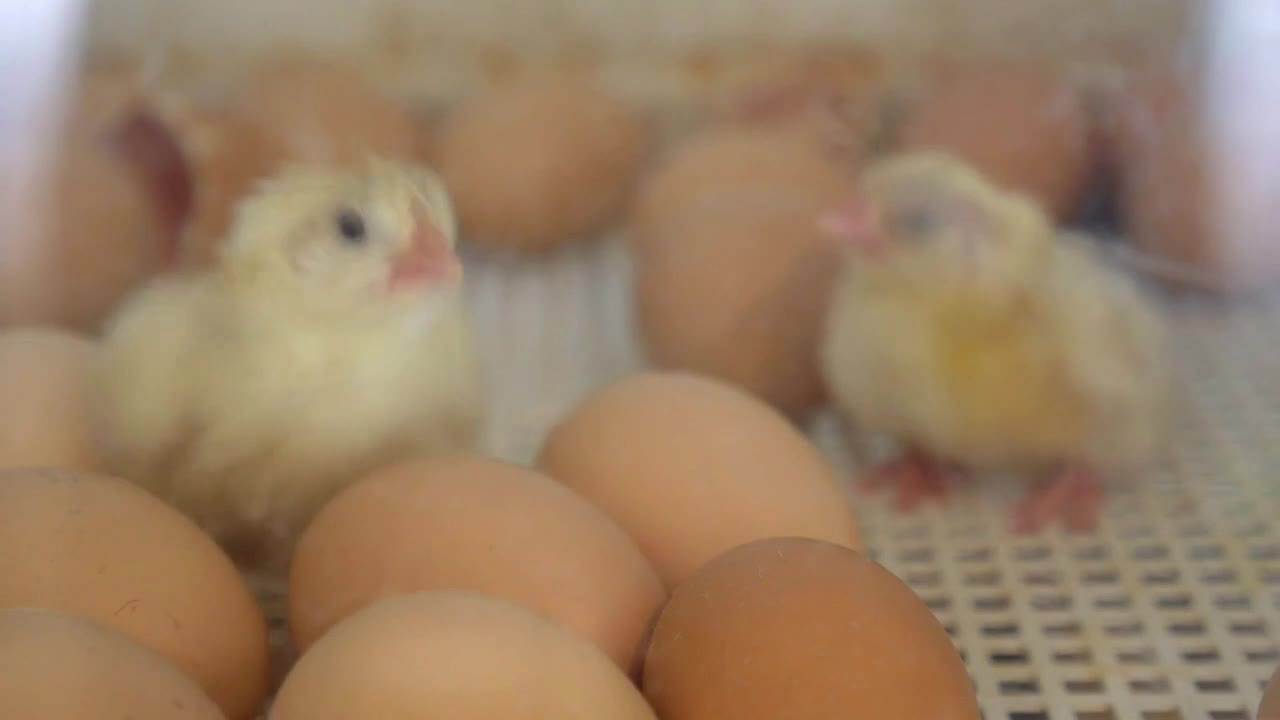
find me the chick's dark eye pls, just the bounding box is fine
[336,209,366,244]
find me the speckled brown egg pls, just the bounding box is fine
[272,591,659,720]
[1261,664,1280,720]
[1108,61,1280,292]
[0,327,102,473]
[536,371,861,589]
[288,454,666,674]
[0,608,226,720]
[643,537,980,720]
[0,73,189,333]
[434,73,652,252]
[894,60,1092,222]
[0,468,269,720]
[238,53,420,167]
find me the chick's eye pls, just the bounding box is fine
[335,209,366,244]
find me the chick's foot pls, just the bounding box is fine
[1009,465,1103,535]
[858,451,958,512]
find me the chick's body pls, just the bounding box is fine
[95,159,482,571]
[821,151,1170,532]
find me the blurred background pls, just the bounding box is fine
[4,1,1280,718]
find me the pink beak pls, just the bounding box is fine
[387,221,462,292]
[817,194,887,257]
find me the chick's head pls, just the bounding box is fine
[822,150,1054,293]
[219,157,461,320]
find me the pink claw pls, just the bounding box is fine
[858,450,960,512]
[1008,464,1104,535]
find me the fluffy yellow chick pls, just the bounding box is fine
[818,150,1172,534]
[93,157,483,572]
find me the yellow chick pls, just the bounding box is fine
[93,157,484,572]
[818,150,1172,534]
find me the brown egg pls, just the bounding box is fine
[1261,664,1280,720]
[0,608,226,720]
[0,327,102,472]
[238,54,420,167]
[0,72,190,333]
[628,127,854,416]
[894,60,1092,221]
[536,371,861,589]
[288,455,666,673]
[629,125,852,251]
[1108,62,1280,292]
[0,468,269,720]
[434,73,653,252]
[272,591,659,720]
[166,104,292,269]
[643,537,980,720]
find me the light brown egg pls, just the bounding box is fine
[0,327,102,472]
[0,608,226,720]
[238,54,420,167]
[1261,664,1280,720]
[1108,62,1280,292]
[434,73,653,252]
[0,71,190,333]
[272,591,659,720]
[0,468,269,720]
[894,59,1092,222]
[628,127,854,416]
[288,455,666,674]
[536,371,861,589]
[643,537,980,720]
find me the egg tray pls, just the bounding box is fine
[257,236,1280,719]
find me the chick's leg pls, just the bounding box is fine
[1008,464,1103,535]
[858,449,959,512]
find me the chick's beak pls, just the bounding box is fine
[817,194,887,257]
[388,220,462,292]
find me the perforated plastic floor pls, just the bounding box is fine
[469,235,1280,719]
[265,235,1280,719]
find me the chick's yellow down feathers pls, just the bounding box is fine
[820,151,1171,530]
[93,158,483,571]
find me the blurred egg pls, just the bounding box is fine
[0,468,269,720]
[1261,664,1280,720]
[630,125,852,251]
[0,71,190,333]
[643,537,980,720]
[1108,62,1280,292]
[536,371,861,588]
[238,54,420,167]
[628,127,853,415]
[0,608,226,720]
[289,455,666,673]
[434,73,653,252]
[894,60,1092,222]
[0,327,102,472]
[165,104,291,269]
[272,591,659,720]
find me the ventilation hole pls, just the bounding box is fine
[965,570,1001,587]
[1178,524,1209,539]
[906,571,941,588]
[982,623,1020,638]
[1010,712,1049,720]
[1023,571,1060,587]
[1032,594,1072,611]
[1081,569,1120,585]
[1076,709,1118,720]
[1182,647,1221,664]
[1117,647,1156,665]
[1053,648,1093,664]
[1143,568,1181,585]
[1142,710,1182,720]
[1016,546,1052,562]
[1119,525,1155,540]
[1251,544,1280,561]
[1262,567,1280,585]
[1207,711,1249,720]
[1194,677,1235,693]
[1230,619,1267,636]
[923,596,952,612]
[1245,647,1280,663]
[900,547,935,564]
[1129,676,1172,693]
[989,648,1030,666]
[1105,621,1144,637]
[944,624,959,638]
[1167,621,1206,637]
[975,595,1012,612]
[1211,594,1247,611]
[1189,545,1225,561]
[1044,622,1083,638]
[1133,545,1170,561]
[1075,545,1109,561]
[1155,594,1193,610]
[1095,594,1133,610]
[1065,678,1105,694]
[998,678,1040,695]
[893,525,930,541]
[1202,568,1238,584]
